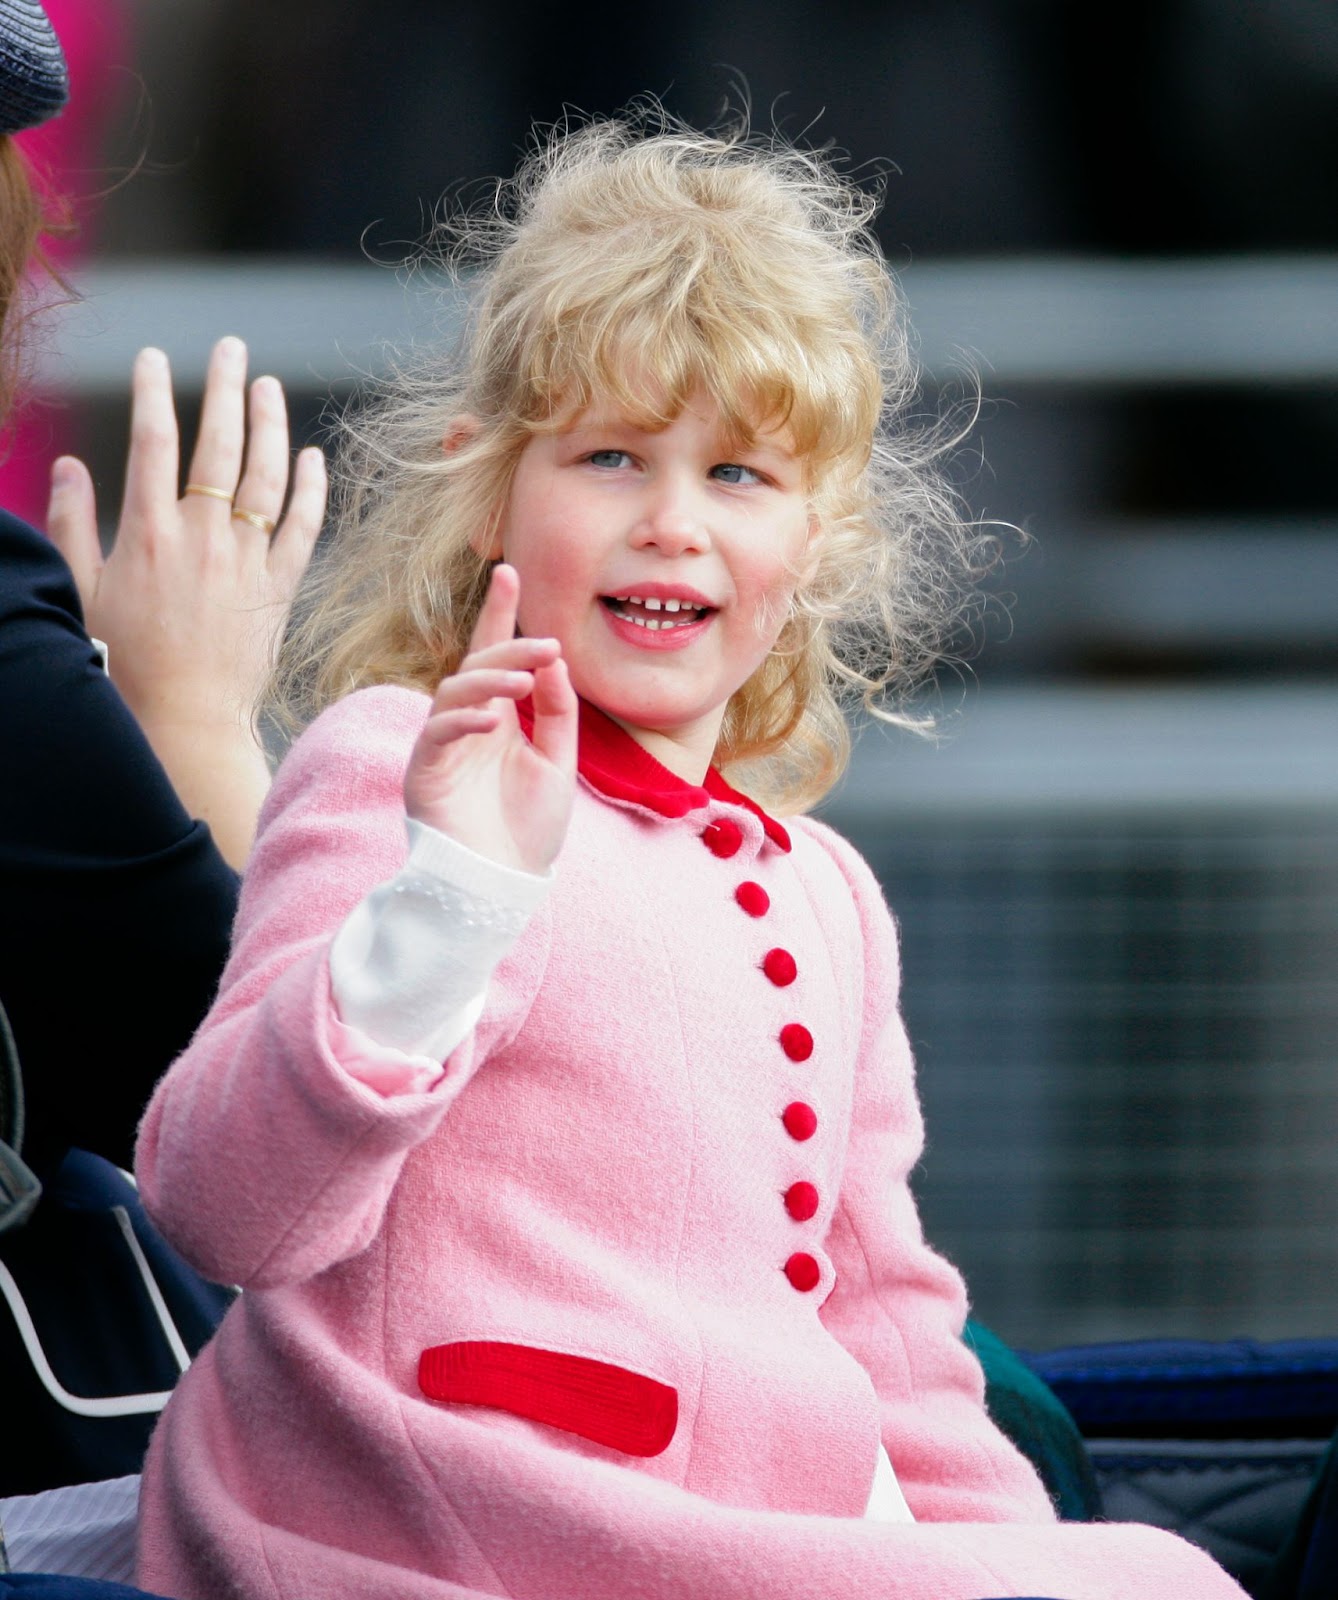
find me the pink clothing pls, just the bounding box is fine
[135,686,1244,1600]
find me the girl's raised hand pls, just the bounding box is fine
[405,563,577,876]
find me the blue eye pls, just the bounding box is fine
[712,463,762,485]
[588,450,632,469]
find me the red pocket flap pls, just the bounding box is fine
[418,1341,677,1458]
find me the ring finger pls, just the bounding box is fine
[231,374,290,538]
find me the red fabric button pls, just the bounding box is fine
[734,881,770,917]
[782,1101,817,1141]
[784,1252,821,1292]
[784,1181,819,1221]
[763,948,797,987]
[702,818,743,859]
[779,1023,813,1061]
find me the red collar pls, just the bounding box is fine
[516,698,791,852]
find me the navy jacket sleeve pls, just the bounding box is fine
[0,509,240,1174]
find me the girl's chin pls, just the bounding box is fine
[590,699,697,735]
[579,688,725,756]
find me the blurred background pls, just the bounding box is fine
[14,0,1338,1349]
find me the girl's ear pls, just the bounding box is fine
[442,414,480,456]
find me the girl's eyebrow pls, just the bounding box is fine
[563,407,647,431]
[561,415,801,469]
[742,436,798,463]
[734,436,803,475]
[561,417,646,446]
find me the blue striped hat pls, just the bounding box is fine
[0,0,67,135]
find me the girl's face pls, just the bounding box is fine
[490,392,814,782]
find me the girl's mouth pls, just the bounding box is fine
[601,594,715,631]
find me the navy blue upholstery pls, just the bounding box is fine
[985,1334,1338,1600]
[1027,1340,1338,1441]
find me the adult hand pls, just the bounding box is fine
[47,334,325,734]
[45,336,327,868]
[404,563,577,875]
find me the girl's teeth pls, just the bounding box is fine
[615,608,699,629]
[606,595,707,628]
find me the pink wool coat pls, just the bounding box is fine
[135,687,1244,1600]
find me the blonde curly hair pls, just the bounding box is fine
[274,109,988,813]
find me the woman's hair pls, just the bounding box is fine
[0,134,51,424]
[276,109,991,812]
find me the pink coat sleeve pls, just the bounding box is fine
[135,686,550,1291]
[810,823,1058,1524]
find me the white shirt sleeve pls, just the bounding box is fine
[328,818,551,1061]
[864,1444,915,1522]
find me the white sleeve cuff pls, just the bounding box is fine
[329,819,551,1062]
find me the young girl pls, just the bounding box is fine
[134,117,1244,1600]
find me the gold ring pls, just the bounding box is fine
[232,505,278,536]
[183,482,234,503]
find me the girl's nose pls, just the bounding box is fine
[629,482,711,555]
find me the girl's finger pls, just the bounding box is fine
[466,562,520,653]
[418,706,503,748]
[528,656,578,774]
[231,375,290,542]
[183,336,248,506]
[431,669,534,711]
[459,636,560,674]
[269,447,326,590]
[120,347,180,532]
[45,455,102,607]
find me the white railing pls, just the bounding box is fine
[33,254,1338,394]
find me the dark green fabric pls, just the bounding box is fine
[966,1319,1103,1521]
